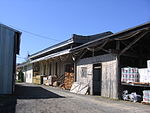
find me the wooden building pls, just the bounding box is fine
[0,24,21,94]
[18,32,112,89]
[17,62,33,83]
[71,22,150,99]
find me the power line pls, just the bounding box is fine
[8,25,61,42]
[17,56,26,60]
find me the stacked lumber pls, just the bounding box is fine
[63,72,74,89]
[132,82,150,85]
[33,75,42,84]
[34,71,40,75]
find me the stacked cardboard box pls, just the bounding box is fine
[143,90,150,103]
[121,67,139,83]
[43,76,57,86]
[138,60,150,83]
[147,60,150,83]
[43,76,49,85]
[138,68,149,83]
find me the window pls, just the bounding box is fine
[81,67,87,77]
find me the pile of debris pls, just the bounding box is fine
[122,90,142,102]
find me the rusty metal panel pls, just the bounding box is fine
[0,25,15,94]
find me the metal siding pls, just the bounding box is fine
[0,25,15,94]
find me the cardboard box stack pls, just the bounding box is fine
[43,76,49,85]
[143,90,150,103]
[138,68,149,83]
[147,60,150,83]
[138,60,150,83]
[121,67,139,83]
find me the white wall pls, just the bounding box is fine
[25,64,33,83]
[77,64,93,94]
[101,60,118,99]
[76,54,118,98]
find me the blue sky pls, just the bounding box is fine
[0,0,149,63]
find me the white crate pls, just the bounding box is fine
[147,60,150,69]
[138,68,149,83]
[147,69,150,83]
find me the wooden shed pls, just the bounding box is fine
[71,22,150,99]
[18,32,112,89]
[0,24,21,94]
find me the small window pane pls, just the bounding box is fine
[81,67,87,77]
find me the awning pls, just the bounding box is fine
[30,49,71,63]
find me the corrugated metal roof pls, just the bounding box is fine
[29,31,112,59]
[30,49,71,63]
[0,24,21,34]
[0,24,22,54]
[70,22,150,52]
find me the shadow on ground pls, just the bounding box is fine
[0,95,16,113]
[0,84,64,113]
[15,84,64,99]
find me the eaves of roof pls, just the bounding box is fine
[70,22,150,52]
[29,38,74,59]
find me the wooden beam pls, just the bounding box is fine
[119,32,148,56]
[116,40,120,50]
[121,52,138,58]
[120,41,136,52]
[87,47,95,56]
[95,40,109,51]
[75,49,87,62]
[101,48,110,53]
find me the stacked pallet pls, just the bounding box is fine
[63,72,74,89]
[33,75,42,84]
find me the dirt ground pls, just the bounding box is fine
[13,83,150,113]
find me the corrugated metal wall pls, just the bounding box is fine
[0,25,15,94]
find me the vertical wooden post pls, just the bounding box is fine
[116,40,121,99]
[92,48,95,57]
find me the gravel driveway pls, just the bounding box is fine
[14,83,150,113]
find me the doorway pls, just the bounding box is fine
[93,63,102,95]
